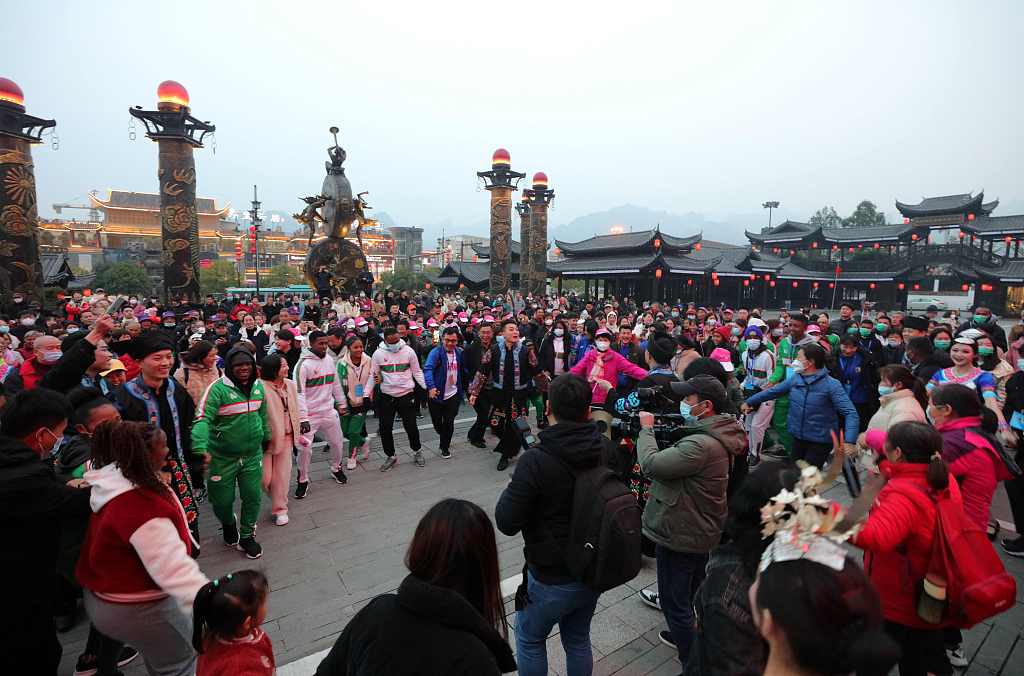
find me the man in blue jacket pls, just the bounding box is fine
[742,342,858,467]
[424,327,466,459]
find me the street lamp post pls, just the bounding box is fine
[249,184,261,297]
[762,200,780,231]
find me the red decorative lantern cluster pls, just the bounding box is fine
[234,239,242,261]
[249,225,256,254]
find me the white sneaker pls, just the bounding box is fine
[946,647,968,668]
[274,513,289,526]
[346,456,357,470]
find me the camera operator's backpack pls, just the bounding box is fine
[562,461,643,592]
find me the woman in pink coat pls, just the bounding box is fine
[570,327,648,406]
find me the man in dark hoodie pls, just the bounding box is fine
[0,389,90,675]
[495,373,607,676]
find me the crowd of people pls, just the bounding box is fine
[2,284,1022,676]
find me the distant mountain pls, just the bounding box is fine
[373,211,396,227]
[549,204,747,244]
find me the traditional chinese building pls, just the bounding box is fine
[38,190,398,289]
[430,191,1024,313]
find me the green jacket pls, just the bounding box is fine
[191,375,271,457]
[637,414,746,554]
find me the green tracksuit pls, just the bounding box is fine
[192,374,270,538]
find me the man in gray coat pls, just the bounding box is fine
[636,375,747,666]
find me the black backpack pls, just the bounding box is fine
[562,462,643,592]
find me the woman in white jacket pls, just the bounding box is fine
[77,421,208,676]
[739,326,776,462]
[862,365,928,439]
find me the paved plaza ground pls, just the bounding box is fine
[56,404,1024,675]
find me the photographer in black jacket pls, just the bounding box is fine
[495,374,606,676]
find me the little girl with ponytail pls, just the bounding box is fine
[193,570,274,676]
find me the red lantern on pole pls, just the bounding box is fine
[828,282,835,289]
[873,243,880,249]
[743,279,750,287]
[869,283,876,289]
[769,281,776,287]
[812,282,819,289]
[898,282,905,290]
[792,281,798,288]
[968,213,976,221]
[913,283,920,290]
[961,284,969,291]
[687,279,693,286]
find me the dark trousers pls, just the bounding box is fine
[0,603,61,676]
[792,437,832,468]
[655,545,708,665]
[85,624,124,675]
[468,389,490,443]
[884,621,952,676]
[496,392,529,460]
[428,394,460,451]
[376,391,421,457]
[1005,447,1024,533]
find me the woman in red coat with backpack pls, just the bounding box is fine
[851,421,961,676]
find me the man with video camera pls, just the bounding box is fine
[635,375,747,667]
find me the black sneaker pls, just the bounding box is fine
[497,455,510,471]
[222,523,240,547]
[440,447,452,459]
[238,537,263,559]
[294,481,310,499]
[658,630,676,649]
[74,647,139,676]
[1001,536,1024,557]
[332,468,348,485]
[638,588,660,610]
[380,456,398,472]
[469,439,487,449]
[413,450,425,467]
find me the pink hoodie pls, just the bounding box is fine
[570,348,648,405]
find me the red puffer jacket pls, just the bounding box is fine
[853,462,963,628]
[936,416,1009,528]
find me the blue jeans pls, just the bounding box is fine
[515,571,601,676]
[656,545,708,665]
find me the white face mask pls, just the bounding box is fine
[384,341,401,352]
[20,318,35,326]
[791,360,806,373]
[746,339,761,351]
[553,328,564,337]
[595,340,610,352]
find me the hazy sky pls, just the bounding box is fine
[5,0,1023,244]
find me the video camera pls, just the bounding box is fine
[608,382,690,447]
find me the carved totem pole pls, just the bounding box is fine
[129,81,215,302]
[0,78,55,305]
[523,172,554,297]
[477,148,524,295]
[515,194,531,291]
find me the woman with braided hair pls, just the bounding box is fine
[77,421,209,676]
